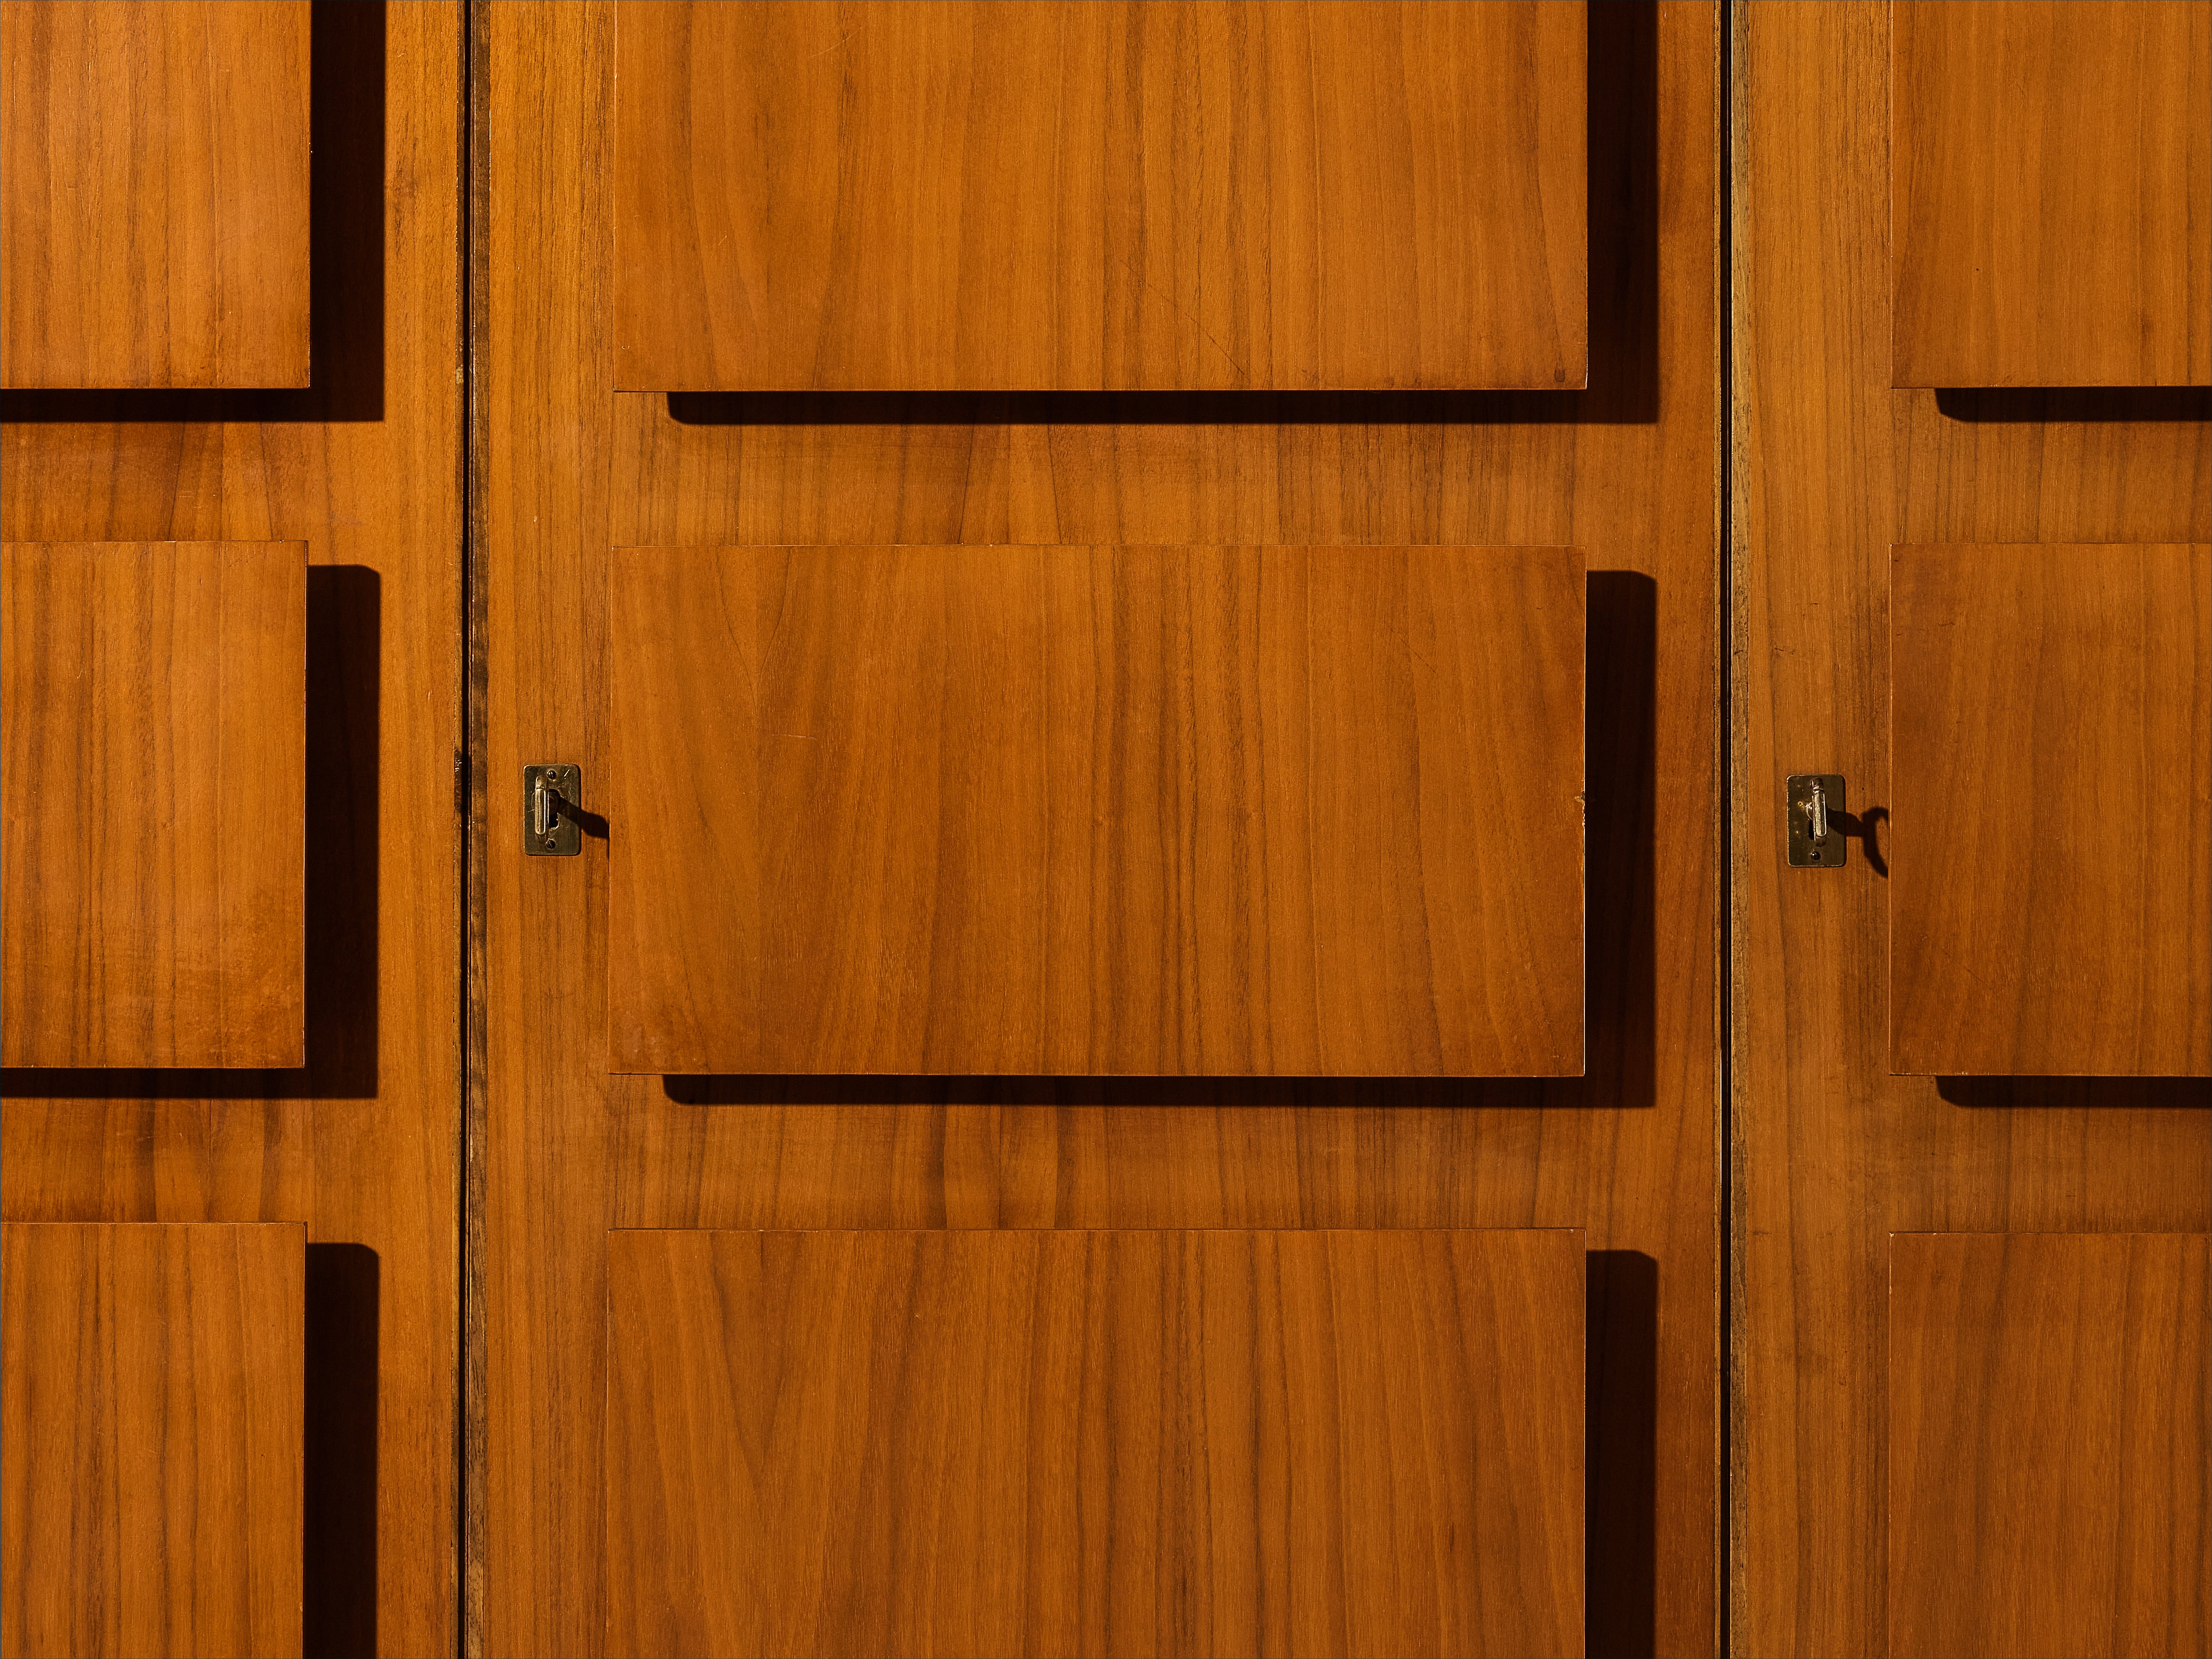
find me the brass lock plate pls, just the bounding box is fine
[524,764,582,856]
[1786,773,1845,868]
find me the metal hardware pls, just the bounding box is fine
[1786,774,1845,868]
[524,764,582,856]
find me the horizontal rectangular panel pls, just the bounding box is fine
[1889,1233,2211,1658]
[614,0,1587,390]
[1,1222,305,1659]
[2,541,307,1067]
[606,1227,1584,1659]
[609,544,1585,1075]
[1890,544,2211,1075]
[0,1,311,388]
[1891,0,2211,387]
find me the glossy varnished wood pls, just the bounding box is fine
[1888,1233,2211,1659]
[480,4,1717,1651]
[0,0,311,389]
[1890,544,2211,1077]
[614,0,1587,392]
[1,1222,304,1659]
[1890,0,2212,389]
[1732,4,2212,1650]
[1,6,463,1648]
[2,541,305,1068]
[604,1228,1584,1658]
[610,544,1584,1076]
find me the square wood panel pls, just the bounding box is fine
[1890,544,2211,1076]
[609,544,1585,1076]
[2,541,306,1067]
[1891,0,2211,388]
[614,0,1587,390]
[605,1228,1584,1659]
[1889,1233,2211,1659]
[1,1222,305,1659]
[0,1,311,389]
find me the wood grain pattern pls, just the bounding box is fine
[1890,0,2212,389]
[614,0,1587,392]
[1,541,305,1068]
[1732,4,2212,1651]
[1,1221,304,1659]
[1,5,463,1648]
[480,4,1716,1651]
[604,1227,1584,1659]
[610,544,1584,1076]
[0,0,311,389]
[1888,1233,2211,1659]
[1890,544,2211,1076]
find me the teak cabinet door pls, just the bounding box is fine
[1,1222,305,1659]
[1,541,307,1068]
[1890,0,2212,389]
[1890,544,2211,1077]
[0,0,311,389]
[614,0,1588,391]
[609,544,1585,1076]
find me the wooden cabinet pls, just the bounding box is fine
[1888,1233,2210,1658]
[1,1222,304,1659]
[1890,544,2211,1076]
[609,544,1585,1076]
[0,0,311,389]
[604,1227,1584,1659]
[1,541,306,1068]
[614,0,1587,391]
[1890,0,2211,389]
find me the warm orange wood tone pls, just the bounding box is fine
[0,0,311,389]
[1733,4,2212,1651]
[1888,1233,2211,1659]
[480,4,1715,1651]
[610,544,1584,1076]
[614,0,1588,392]
[1,541,305,1068]
[2,6,463,1648]
[1,1222,304,1659]
[604,1228,1584,1659]
[1890,543,2212,1077]
[1890,0,2212,389]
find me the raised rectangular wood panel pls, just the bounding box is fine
[1890,544,2212,1076]
[609,544,1585,1076]
[1,541,306,1068]
[0,0,311,388]
[1890,0,2212,388]
[1888,1233,2211,1659]
[604,1227,1584,1659]
[614,0,1588,391]
[1,1222,305,1659]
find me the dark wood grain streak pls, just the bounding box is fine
[615,1,1587,392]
[2,540,306,1068]
[0,1,311,389]
[1,1222,305,1659]
[609,544,1585,1077]
[1731,3,2212,1650]
[604,1228,1584,1659]
[0,6,463,1649]
[1888,1233,2211,1659]
[479,4,1717,1652]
